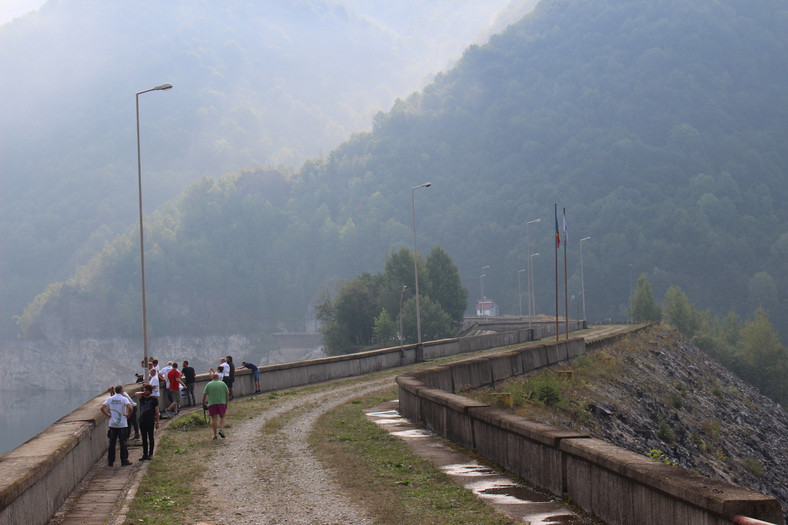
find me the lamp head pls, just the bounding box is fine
[154,83,173,91]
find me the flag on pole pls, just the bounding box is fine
[562,208,568,245]
[563,207,569,339]
[554,204,560,250]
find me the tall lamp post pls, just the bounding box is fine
[398,284,407,349]
[526,218,541,319]
[529,252,539,328]
[411,182,431,347]
[480,265,490,319]
[480,265,490,299]
[518,269,526,316]
[580,236,591,322]
[136,82,172,380]
[628,263,634,323]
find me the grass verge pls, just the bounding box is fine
[310,386,514,525]
[123,391,298,524]
[123,412,214,524]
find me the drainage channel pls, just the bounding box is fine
[365,401,596,525]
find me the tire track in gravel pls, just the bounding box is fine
[203,377,392,525]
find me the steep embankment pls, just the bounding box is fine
[480,326,788,519]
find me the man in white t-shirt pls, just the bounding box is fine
[149,368,161,397]
[101,385,133,466]
[216,358,228,380]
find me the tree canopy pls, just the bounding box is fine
[316,246,467,355]
[11,0,788,350]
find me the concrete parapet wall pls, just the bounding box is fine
[395,336,784,525]
[0,393,106,525]
[0,327,536,525]
[471,406,587,496]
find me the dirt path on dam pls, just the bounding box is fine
[200,378,390,525]
[50,327,629,525]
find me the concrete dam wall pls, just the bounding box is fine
[395,333,784,525]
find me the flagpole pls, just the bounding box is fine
[554,203,559,341]
[563,208,569,340]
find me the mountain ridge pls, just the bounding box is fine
[9,0,788,350]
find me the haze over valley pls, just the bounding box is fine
[1,0,785,406]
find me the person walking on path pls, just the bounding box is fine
[134,383,160,460]
[101,385,133,466]
[181,359,196,407]
[241,361,261,393]
[202,373,230,440]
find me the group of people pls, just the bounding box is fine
[101,355,262,465]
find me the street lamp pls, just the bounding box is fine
[480,265,490,299]
[580,237,591,322]
[136,82,172,380]
[517,269,526,316]
[480,265,490,320]
[526,218,541,319]
[628,263,634,323]
[399,284,407,349]
[530,252,539,328]
[411,182,431,346]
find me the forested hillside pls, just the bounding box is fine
[14,0,788,351]
[0,0,523,338]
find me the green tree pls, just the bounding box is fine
[425,246,468,327]
[317,273,385,354]
[332,273,382,348]
[630,274,662,323]
[663,285,700,337]
[384,247,417,291]
[738,309,787,405]
[373,308,397,346]
[400,295,453,343]
[315,287,349,356]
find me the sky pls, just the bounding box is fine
[0,0,45,25]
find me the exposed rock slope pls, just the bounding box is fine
[491,326,788,520]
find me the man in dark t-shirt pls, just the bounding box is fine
[181,360,196,407]
[224,355,235,400]
[135,384,159,460]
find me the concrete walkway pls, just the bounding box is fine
[48,400,595,525]
[366,400,595,525]
[47,438,149,525]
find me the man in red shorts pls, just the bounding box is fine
[202,372,230,439]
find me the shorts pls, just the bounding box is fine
[208,404,227,417]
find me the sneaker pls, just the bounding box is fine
[218,429,226,438]
[213,435,218,440]
[121,461,132,466]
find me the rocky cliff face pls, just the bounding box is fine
[498,326,788,520]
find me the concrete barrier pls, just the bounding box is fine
[471,406,587,496]
[395,335,785,525]
[0,325,546,525]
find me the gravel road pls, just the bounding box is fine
[202,378,392,524]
